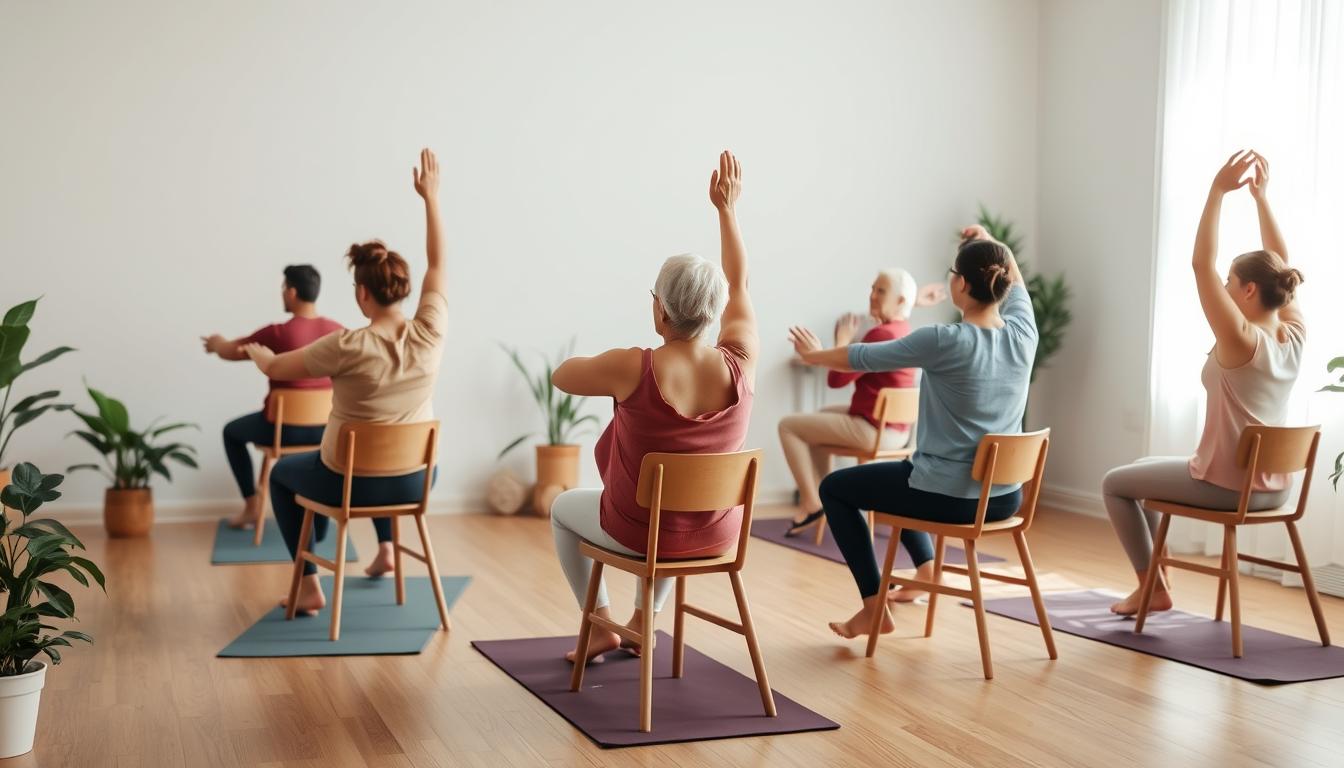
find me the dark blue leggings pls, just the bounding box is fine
[820,460,1022,598]
[222,411,325,497]
[269,451,434,575]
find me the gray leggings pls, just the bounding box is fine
[1101,456,1289,573]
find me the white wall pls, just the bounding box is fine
[0,0,1041,511]
[1032,0,1164,512]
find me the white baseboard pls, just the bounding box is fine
[50,496,486,526]
[1039,485,1106,519]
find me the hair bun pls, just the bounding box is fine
[1278,267,1304,293]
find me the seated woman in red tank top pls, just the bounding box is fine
[549,150,758,663]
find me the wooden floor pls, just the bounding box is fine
[21,507,1344,767]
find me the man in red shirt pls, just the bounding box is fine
[202,265,344,529]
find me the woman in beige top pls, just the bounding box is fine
[242,149,447,615]
[1101,150,1305,616]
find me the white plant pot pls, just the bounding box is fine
[0,660,46,758]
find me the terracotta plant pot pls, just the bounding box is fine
[104,488,153,538]
[533,444,581,517]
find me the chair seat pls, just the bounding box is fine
[258,444,322,458]
[818,444,914,461]
[578,541,738,576]
[1142,499,1294,525]
[870,511,1025,538]
[294,495,423,519]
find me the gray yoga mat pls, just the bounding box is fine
[750,517,1003,568]
[982,589,1344,684]
[219,575,469,657]
[210,519,358,565]
[472,631,839,748]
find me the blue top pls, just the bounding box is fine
[847,283,1037,498]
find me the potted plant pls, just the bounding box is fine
[499,341,599,516]
[66,384,198,537]
[0,463,103,758]
[0,298,76,490]
[1324,356,1344,489]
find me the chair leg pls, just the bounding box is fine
[1285,521,1331,647]
[328,519,349,641]
[924,535,946,638]
[672,577,687,679]
[569,561,605,692]
[1224,526,1242,658]
[392,516,405,606]
[1134,513,1172,634]
[639,577,656,733]
[415,513,452,632]
[813,511,827,546]
[730,570,777,717]
[965,539,993,680]
[865,529,901,658]
[867,510,875,545]
[1214,536,1229,622]
[253,455,272,547]
[1014,530,1057,660]
[284,508,315,621]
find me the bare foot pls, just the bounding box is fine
[226,497,262,529]
[565,628,620,663]
[279,577,326,617]
[829,601,896,639]
[364,542,396,577]
[888,562,937,604]
[618,612,657,656]
[1110,587,1173,616]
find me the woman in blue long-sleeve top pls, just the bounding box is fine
[788,224,1037,640]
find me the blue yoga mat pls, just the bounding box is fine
[210,519,358,565]
[218,575,470,657]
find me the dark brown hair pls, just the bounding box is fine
[1231,250,1303,310]
[954,239,1013,304]
[346,240,411,306]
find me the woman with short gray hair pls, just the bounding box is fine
[548,150,757,663]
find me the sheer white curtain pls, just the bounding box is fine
[1150,0,1344,580]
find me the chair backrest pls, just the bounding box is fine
[634,449,763,570]
[265,389,333,427]
[334,421,439,478]
[1232,425,1320,521]
[968,429,1051,533]
[866,387,919,456]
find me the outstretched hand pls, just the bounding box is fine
[239,343,275,370]
[1249,153,1270,202]
[1212,149,1259,194]
[413,148,439,200]
[835,313,862,345]
[788,326,825,360]
[960,224,992,243]
[709,150,742,212]
[916,283,948,307]
[201,334,225,354]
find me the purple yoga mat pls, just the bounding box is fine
[750,517,1003,568]
[982,590,1344,684]
[472,631,838,748]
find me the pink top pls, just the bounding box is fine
[827,320,916,429]
[596,347,753,557]
[1189,322,1304,492]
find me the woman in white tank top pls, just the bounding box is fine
[1101,150,1306,616]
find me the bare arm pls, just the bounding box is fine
[787,327,855,371]
[1248,154,1303,329]
[240,344,312,381]
[552,347,643,401]
[710,151,758,367]
[1195,150,1260,365]
[413,148,445,299]
[202,334,250,361]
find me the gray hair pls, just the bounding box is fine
[653,253,728,339]
[878,267,918,320]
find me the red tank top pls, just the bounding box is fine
[596,346,753,557]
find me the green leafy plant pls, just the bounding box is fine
[498,340,598,458]
[1324,357,1344,489]
[969,205,1073,383]
[66,384,198,488]
[0,463,103,676]
[0,299,75,469]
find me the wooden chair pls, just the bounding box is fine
[1135,425,1329,658]
[284,421,451,642]
[865,429,1057,680]
[252,389,332,547]
[813,387,919,546]
[570,450,776,733]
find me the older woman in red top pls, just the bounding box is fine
[549,150,756,662]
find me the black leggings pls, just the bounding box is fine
[222,411,324,497]
[820,460,1022,598]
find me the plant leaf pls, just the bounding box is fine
[35,581,73,618]
[497,433,533,460]
[2,299,38,327]
[18,346,75,376]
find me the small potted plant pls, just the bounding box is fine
[499,341,598,516]
[0,463,103,758]
[67,384,198,537]
[0,298,75,490]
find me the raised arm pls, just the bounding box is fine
[1248,154,1303,329]
[1194,150,1260,365]
[413,148,445,299]
[240,343,312,381]
[961,224,1026,294]
[710,151,758,367]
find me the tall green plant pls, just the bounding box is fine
[971,205,1073,383]
[1324,356,1344,489]
[66,384,198,489]
[0,463,103,676]
[498,340,598,458]
[0,299,75,468]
